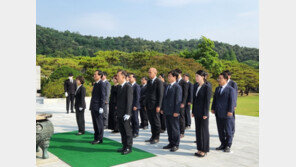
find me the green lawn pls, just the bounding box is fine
[235,94,259,117]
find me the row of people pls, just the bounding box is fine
[70,68,237,156]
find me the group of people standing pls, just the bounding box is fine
[64,67,238,157]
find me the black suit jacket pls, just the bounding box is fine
[132,83,141,109]
[228,79,238,107]
[211,85,236,118]
[187,81,193,104]
[178,79,189,105]
[117,82,133,117]
[64,79,77,94]
[74,85,86,109]
[89,80,106,111]
[145,78,164,110]
[110,85,119,105]
[192,83,212,118]
[140,84,147,106]
[161,83,182,115]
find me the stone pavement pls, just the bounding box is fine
[36,97,258,167]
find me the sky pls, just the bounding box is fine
[37,0,259,48]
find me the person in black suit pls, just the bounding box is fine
[89,70,106,144]
[158,73,167,133]
[211,72,236,153]
[128,73,141,138]
[108,75,119,133]
[161,70,182,152]
[64,73,77,113]
[183,73,193,129]
[116,69,133,155]
[145,67,164,144]
[192,70,212,157]
[139,77,148,129]
[74,76,86,135]
[174,68,188,138]
[224,70,238,136]
[102,72,111,128]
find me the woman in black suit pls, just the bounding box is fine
[192,70,212,157]
[108,75,119,133]
[74,76,86,135]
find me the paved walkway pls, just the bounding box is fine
[36,97,258,167]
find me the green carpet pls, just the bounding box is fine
[48,131,155,167]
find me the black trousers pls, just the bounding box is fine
[216,117,235,147]
[195,117,209,152]
[91,110,104,141]
[66,94,75,112]
[103,104,109,127]
[118,117,133,149]
[179,107,186,134]
[139,105,148,127]
[147,106,161,140]
[166,115,180,147]
[75,107,85,133]
[108,103,118,131]
[184,104,191,127]
[160,113,166,131]
[131,109,139,135]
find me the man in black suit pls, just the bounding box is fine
[183,73,193,129]
[161,70,182,152]
[64,73,77,113]
[116,69,133,155]
[139,77,148,129]
[145,67,164,144]
[158,73,167,133]
[128,73,141,138]
[89,70,106,144]
[102,72,111,128]
[224,70,238,136]
[211,72,236,153]
[175,69,188,138]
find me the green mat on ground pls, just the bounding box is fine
[48,131,155,167]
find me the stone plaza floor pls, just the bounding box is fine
[36,97,259,167]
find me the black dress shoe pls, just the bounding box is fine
[170,146,179,152]
[91,140,103,144]
[76,132,84,135]
[139,125,144,129]
[122,148,132,155]
[216,145,225,150]
[117,148,125,152]
[195,152,207,157]
[150,139,159,144]
[223,146,231,152]
[143,126,148,130]
[133,134,139,138]
[71,111,75,113]
[194,141,197,143]
[111,130,119,133]
[160,129,165,133]
[145,139,152,142]
[163,144,172,149]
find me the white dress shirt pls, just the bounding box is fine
[220,83,227,94]
[151,77,157,84]
[75,85,82,94]
[195,85,202,96]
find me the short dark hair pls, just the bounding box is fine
[168,70,178,80]
[76,76,85,84]
[159,73,165,78]
[141,76,148,81]
[174,68,182,75]
[183,73,190,78]
[223,70,231,76]
[196,70,207,82]
[129,73,136,79]
[220,71,229,80]
[112,75,117,80]
[117,69,128,78]
[103,71,108,77]
[69,73,73,76]
[95,70,104,77]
